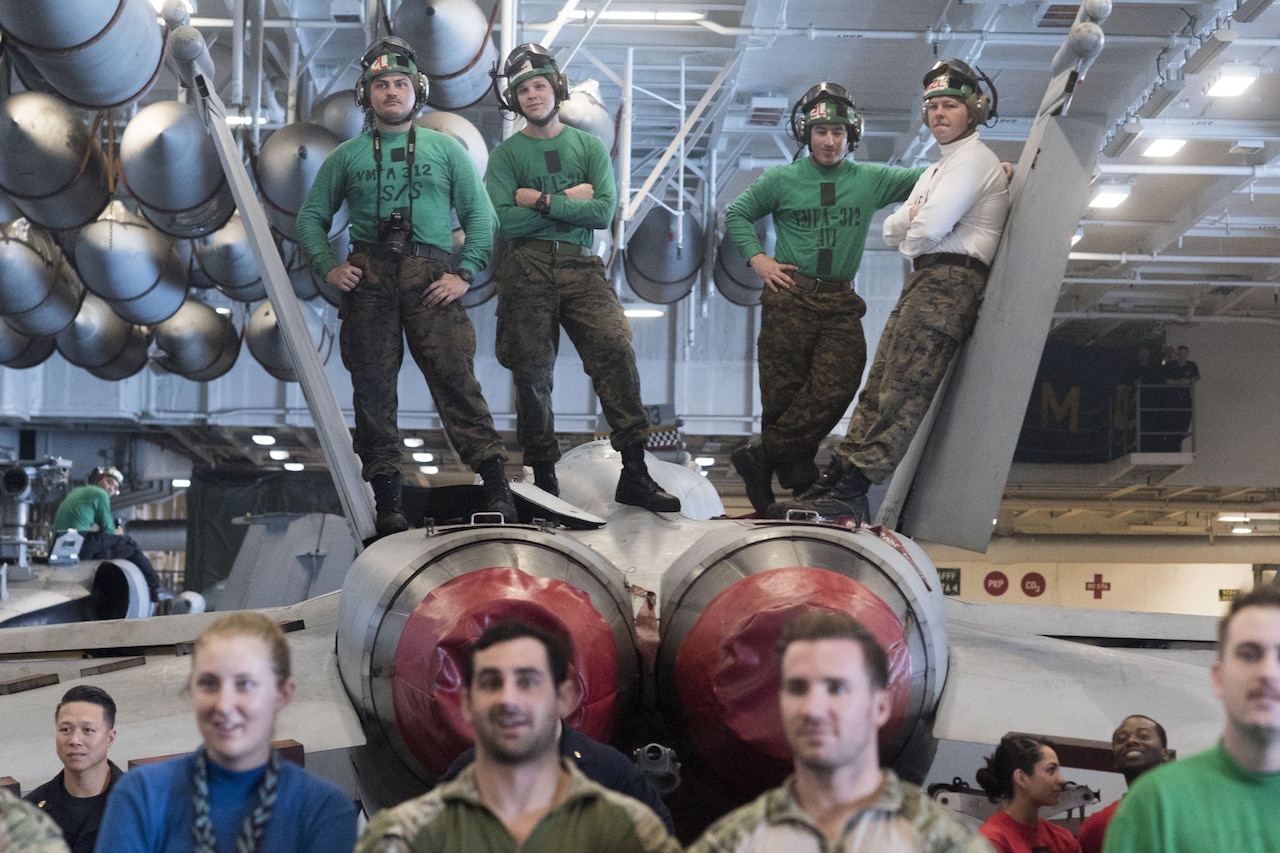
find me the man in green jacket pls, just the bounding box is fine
[355,621,678,852]
[484,44,679,513]
[725,82,923,514]
[297,37,515,534]
[53,466,163,602]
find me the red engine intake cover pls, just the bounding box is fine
[674,567,913,791]
[391,566,622,775]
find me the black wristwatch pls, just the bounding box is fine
[457,269,474,284]
[535,192,551,213]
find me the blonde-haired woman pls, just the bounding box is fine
[97,612,357,852]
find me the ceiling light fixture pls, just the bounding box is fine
[283,462,305,472]
[694,456,716,467]
[419,465,439,475]
[412,452,434,463]
[172,478,192,488]
[1218,512,1251,523]
[1088,181,1132,208]
[1232,524,1253,534]
[1102,119,1144,157]
[585,10,706,21]
[1182,29,1239,75]
[624,306,666,318]
[1142,138,1187,157]
[251,434,276,446]
[403,437,425,448]
[268,449,290,460]
[1205,65,1260,97]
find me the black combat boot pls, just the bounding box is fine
[531,461,560,497]
[478,459,519,523]
[371,472,409,536]
[615,447,681,513]
[766,458,871,523]
[731,440,775,515]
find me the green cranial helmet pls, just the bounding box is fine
[355,36,428,109]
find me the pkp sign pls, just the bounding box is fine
[984,571,1009,596]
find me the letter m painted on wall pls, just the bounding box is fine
[1039,383,1080,432]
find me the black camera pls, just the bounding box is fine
[379,211,410,258]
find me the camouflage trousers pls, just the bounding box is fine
[836,262,987,482]
[494,244,648,463]
[340,249,506,480]
[758,286,868,491]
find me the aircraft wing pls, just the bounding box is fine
[0,593,364,795]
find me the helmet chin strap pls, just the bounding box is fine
[525,105,559,127]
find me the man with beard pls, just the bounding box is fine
[1104,585,1280,852]
[1076,715,1170,853]
[355,621,679,852]
[298,37,516,535]
[688,613,992,852]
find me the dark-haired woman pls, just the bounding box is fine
[975,735,1081,853]
[96,612,357,852]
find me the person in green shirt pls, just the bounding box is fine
[1103,584,1280,853]
[484,44,680,514]
[725,83,924,514]
[52,466,163,602]
[297,37,516,535]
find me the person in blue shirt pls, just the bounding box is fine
[94,612,356,852]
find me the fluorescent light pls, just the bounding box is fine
[1142,138,1186,157]
[1232,525,1253,534]
[225,115,269,127]
[283,462,305,472]
[1205,66,1259,97]
[412,452,434,463]
[1089,183,1132,208]
[251,434,276,446]
[403,437,425,448]
[586,10,705,21]
[694,456,716,467]
[1218,512,1251,523]
[624,306,666,318]
[172,478,192,488]
[419,465,439,475]
[268,449,291,460]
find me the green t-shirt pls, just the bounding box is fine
[1103,742,1280,853]
[485,124,617,247]
[53,484,113,532]
[724,156,924,281]
[296,126,496,278]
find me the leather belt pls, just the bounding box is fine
[513,237,590,257]
[790,271,852,293]
[912,252,990,276]
[351,240,450,262]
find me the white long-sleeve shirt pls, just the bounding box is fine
[882,131,1009,264]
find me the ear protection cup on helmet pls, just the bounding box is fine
[788,82,863,149]
[354,36,430,110]
[921,59,994,127]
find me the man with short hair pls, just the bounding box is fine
[775,59,1009,522]
[484,43,680,513]
[53,466,163,602]
[297,37,516,534]
[1103,585,1280,852]
[1160,344,1200,451]
[355,620,679,852]
[1076,715,1170,853]
[689,612,992,852]
[24,685,122,853]
[725,83,925,514]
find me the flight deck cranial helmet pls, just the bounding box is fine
[921,58,996,128]
[788,82,863,150]
[491,43,570,117]
[354,36,429,111]
[89,466,124,488]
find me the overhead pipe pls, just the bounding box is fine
[1098,163,1280,177]
[1070,251,1280,264]
[0,0,165,109]
[1053,310,1280,326]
